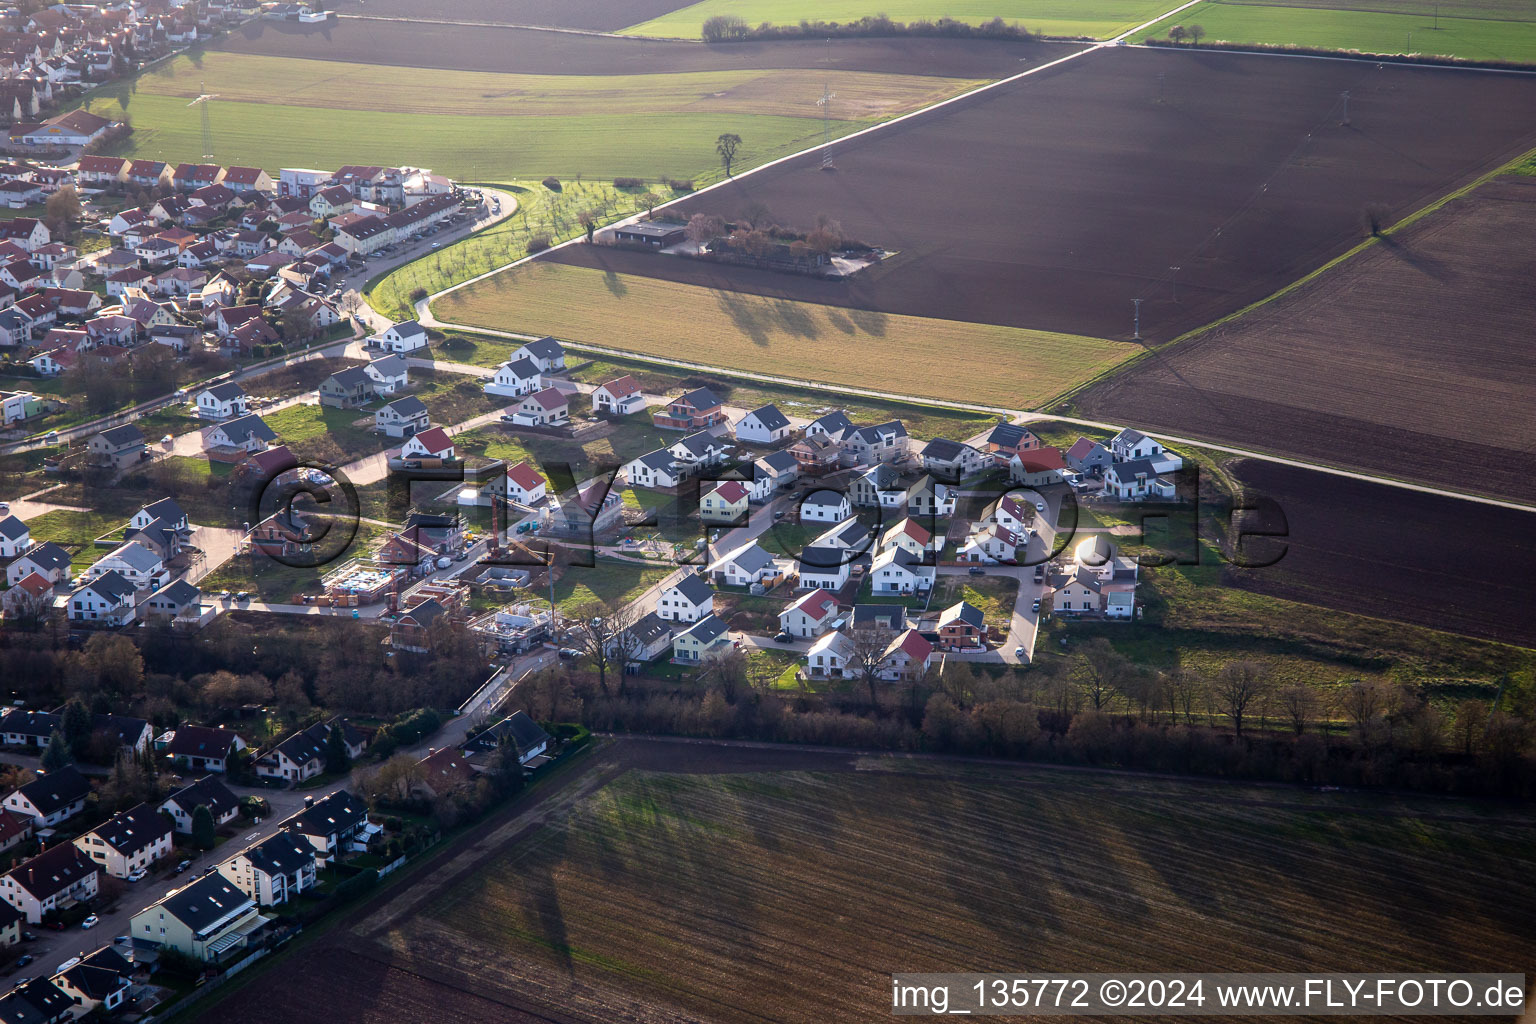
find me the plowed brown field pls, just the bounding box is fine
[201,739,1536,1024]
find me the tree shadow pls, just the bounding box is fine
[848,307,888,337]
[825,307,857,336]
[713,290,769,347]
[602,270,626,298]
[768,297,818,339]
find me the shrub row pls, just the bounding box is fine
[1141,36,1536,71]
[703,13,1036,43]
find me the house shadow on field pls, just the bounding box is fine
[516,827,576,976]
[602,270,627,298]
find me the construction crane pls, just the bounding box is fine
[187,80,217,161]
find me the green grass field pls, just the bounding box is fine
[622,0,1177,38]
[84,51,983,182]
[1135,0,1536,62]
[368,181,653,322]
[434,262,1135,408]
[89,93,839,184]
[120,52,981,122]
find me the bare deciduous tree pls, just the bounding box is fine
[1215,660,1270,737]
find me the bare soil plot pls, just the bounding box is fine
[578,46,1536,343]
[1223,458,1536,648]
[212,18,1068,77]
[1075,176,1536,501]
[326,0,698,32]
[200,739,1536,1024]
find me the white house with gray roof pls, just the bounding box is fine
[484,356,543,398]
[0,515,29,559]
[194,381,247,420]
[368,318,428,353]
[733,404,792,444]
[509,336,565,373]
[374,395,430,438]
[657,573,714,623]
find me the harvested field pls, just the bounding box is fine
[212,18,1068,77]
[596,45,1536,343]
[200,738,1536,1024]
[621,0,1177,38]
[1076,176,1536,501]
[434,261,1136,407]
[1222,459,1536,648]
[1135,0,1536,63]
[326,0,698,31]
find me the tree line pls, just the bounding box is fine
[702,14,1038,43]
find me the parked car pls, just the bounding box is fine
[773,632,793,644]
[80,915,98,929]
[174,860,191,874]
[1033,566,1044,583]
[126,869,145,882]
[235,592,249,603]
[1014,646,1025,659]
[1034,500,1046,512]
[968,566,985,576]
[14,956,31,968]
[1031,598,1041,612]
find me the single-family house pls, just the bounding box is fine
[87,423,145,468]
[1104,459,1177,500]
[67,571,137,627]
[514,386,569,426]
[219,831,316,907]
[160,776,240,834]
[73,802,173,879]
[462,711,551,765]
[1010,446,1068,489]
[0,515,30,558]
[805,630,856,678]
[50,946,133,1017]
[318,366,373,408]
[6,541,69,586]
[654,386,723,431]
[400,426,454,461]
[797,546,850,591]
[3,765,89,827]
[841,421,908,466]
[799,490,851,523]
[130,873,263,962]
[509,336,565,373]
[804,410,853,441]
[374,395,429,438]
[712,541,778,588]
[700,480,750,524]
[749,450,799,501]
[734,404,792,445]
[779,588,841,639]
[484,356,542,398]
[1065,436,1114,474]
[160,725,246,774]
[284,789,374,865]
[364,353,409,395]
[878,629,934,681]
[624,449,681,490]
[143,579,202,619]
[657,573,715,623]
[591,374,645,416]
[0,843,98,924]
[937,601,986,649]
[672,613,731,662]
[495,461,547,506]
[869,546,934,594]
[921,437,986,479]
[369,319,428,353]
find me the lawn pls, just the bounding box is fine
[263,403,383,465]
[934,573,1018,627]
[435,262,1135,409]
[23,509,125,574]
[257,760,1536,1024]
[119,52,983,122]
[621,0,1178,38]
[199,521,390,604]
[88,92,857,186]
[369,181,656,322]
[410,370,506,427]
[551,559,672,612]
[1134,1,1536,62]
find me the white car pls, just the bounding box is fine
[126,869,145,882]
[80,915,99,929]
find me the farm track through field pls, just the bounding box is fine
[200,738,1536,1024]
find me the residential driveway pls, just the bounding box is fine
[5,487,92,523]
[187,526,245,585]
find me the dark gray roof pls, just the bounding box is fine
[988,423,1032,447]
[1,710,57,740]
[1114,427,1149,447]
[673,431,719,459]
[286,789,367,839]
[1111,458,1159,479]
[853,420,907,443]
[239,830,313,878]
[201,380,245,401]
[325,365,371,390]
[157,872,252,931]
[799,545,846,571]
[728,544,775,574]
[807,410,852,436]
[757,450,798,474]
[368,353,408,376]
[821,518,871,548]
[91,713,149,748]
[676,386,720,410]
[1,979,73,1023]
[0,515,28,541]
[941,600,986,630]
[154,579,201,607]
[668,572,714,606]
[379,395,427,417]
[79,570,135,603]
[464,711,551,755]
[164,725,242,761]
[102,541,161,573]
[519,336,563,360]
[923,438,971,461]
[16,541,68,573]
[55,948,131,1000]
[14,765,89,816]
[745,404,789,430]
[851,605,907,630]
[6,844,96,902]
[89,802,170,856]
[681,613,728,644]
[163,776,239,818]
[500,356,541,379]
[626,611,671,645]
[218,413,277,443]
[140,497,188,524]
[632,449,674,473]
[96,424,144,447]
